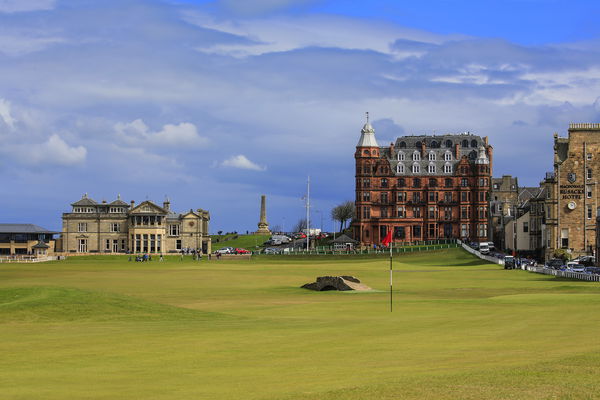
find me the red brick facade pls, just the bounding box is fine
[352,127,492,246]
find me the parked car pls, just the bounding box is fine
[479,243,490,255]
[504,256,515,269]
[584,267,600,275]
[545,258,565,270]
[263,247,281,254]
[234,248,250,254]
[214,247,234,254]
[566,262,586,273]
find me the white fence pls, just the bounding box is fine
[458,240,504,265]
[0,256,60,263]
[525,266,600,282]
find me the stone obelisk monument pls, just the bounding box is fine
[255,195,271,234]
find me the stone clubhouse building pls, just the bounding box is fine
[60,195,211,254]
[353,116,493,245]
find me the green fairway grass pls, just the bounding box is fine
[1,248,600,399]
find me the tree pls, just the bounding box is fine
[292,218,307,233]
[331,201,355,232]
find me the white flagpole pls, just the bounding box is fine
[389,234,393,312]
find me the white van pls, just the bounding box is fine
[479,243,490,255]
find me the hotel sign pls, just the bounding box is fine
[560,184,584,199]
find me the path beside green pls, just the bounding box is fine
[1,248,600,399]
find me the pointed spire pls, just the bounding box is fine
[357,112,378,147]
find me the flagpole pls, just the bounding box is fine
[389,237,393,312]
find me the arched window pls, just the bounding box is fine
[444,163,452,173]
[398,178,406,187]
[412,163,420,173]
[397,151,405,161]
[444,151,452,161]
[471,139,477,148]
[445,140,453,148]
[415,141,422,148]
[428,163,436,173]
[413,151,421,161]
[399,141,406,148]
[469,150,477,159]
[428,152,436,161]
[462,139,468,148]
[364,150,370,156]
[396,163,405,174]
[429,178,437,187]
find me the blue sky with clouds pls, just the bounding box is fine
[1,0,600,233]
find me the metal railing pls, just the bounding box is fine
[525,266,600,282]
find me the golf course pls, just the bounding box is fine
[2,248,600,399]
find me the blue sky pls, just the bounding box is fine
[1,0,600,233]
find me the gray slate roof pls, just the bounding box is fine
[0,224,57,234]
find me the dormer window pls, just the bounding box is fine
[428,163,436,173]
[445,140,453,148]
[444,163,452,173]
[444,151,452,161]
[462,139,468,147]
[471,139,477,147]
[428,152,436,161]
[412,151,420,161]
[412,163,420,173]
[396,163,405,174]
[397,151,405,161]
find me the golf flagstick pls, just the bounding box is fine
[381,229,393,312]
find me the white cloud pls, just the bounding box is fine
[23,134,87,166]
[114,119,209,148]
[220,154,266,171]
[0,98,16,128]
[217,0,314,16]
[0,0,55,13]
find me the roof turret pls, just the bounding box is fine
[356,112,379,148]
[475,145,489,165]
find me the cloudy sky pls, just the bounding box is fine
[1,0,600,233]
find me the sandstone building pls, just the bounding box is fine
[545,124,600,259]
[353,119,492,245]
[60,195,211,254]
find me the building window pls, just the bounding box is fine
[379,226,388,239]
[428,192,438,202]
[364,178,371,188]
[587,205,593,219]
[78,223,87,232]
[462,139,468,148]
[587,185,593,198]
[396,163,405,174]
[399,141,406,148]
[561,228,569,249]
[471,140,477,148]
[428,163,436,174]
[461,178,468,187]
[444,207,452,220]
[444,152,452,161]
[428,152,436,161]
[397,152,405,161]
[381,192,388,204]
[413,178,421,188]
[105,239,111,251]
[413,207,421,218]
[444,163,452,174]
[121,239,126,252]
[381,178,388,188]
[461,206,469,219]
[110,223,120,232]
[461,191,469,202]
[493,183,499,189]
[587,169,593,180]
[362,207,371,218]
[398,178,406,187]
[362,192,371,201]
[587,153,593,160]
[412,192,421,203]
[394,226,405,239]
[381,207,388,218]
[445,178,452,188]
[397,192,406,202]
[445,140,453,148]
[428,223,436,238]
[397,206,406,218]
[428,206,437,219]
[176,239,182,250]
[523,222,529,233]
[78,239,87,252]
[413,151,421,161]
[429,178,437,188]
[412,163,420,173]
[412,225,421,238]
[169,224,180,236]
[461,224,468,237]
[478,223,488,237]
[444,192,452,203]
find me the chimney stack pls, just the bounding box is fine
[130,200,135,209]
[163,197,170,211]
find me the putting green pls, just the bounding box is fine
[1,249,599,399]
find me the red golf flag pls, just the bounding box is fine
[381,229,393,247]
